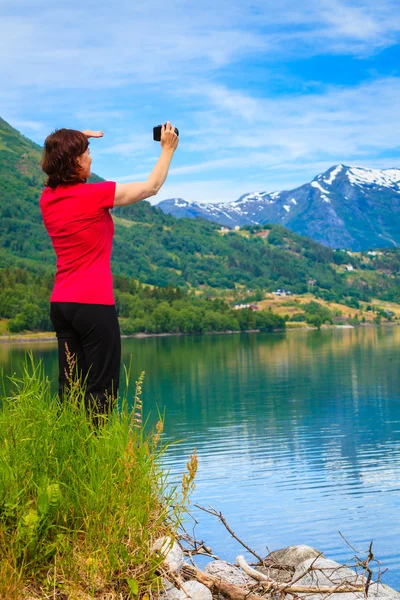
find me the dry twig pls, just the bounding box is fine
[195,504,264,563]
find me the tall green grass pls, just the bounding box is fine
[0,356,195,599]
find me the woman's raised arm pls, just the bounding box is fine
[114,122,179,207]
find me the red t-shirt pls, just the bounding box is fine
[40,181,116,304]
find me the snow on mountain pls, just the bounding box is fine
[311,181,331,194]
[347,167,400,189]
[323,164,344,185]
[170,198,191,208]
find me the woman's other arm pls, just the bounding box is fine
[114,122,179,207]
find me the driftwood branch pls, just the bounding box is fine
[178,527,219,564]
[181,564,270,600]
[179,533,219,560]
[287,552,324,588]
[236,555,275,584]
[360,541,374,597]
[195,504,264,563]
[161,567,190,598]
[339,533,381,597]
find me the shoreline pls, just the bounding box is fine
[0,329,267,344]
[0,322,398,344]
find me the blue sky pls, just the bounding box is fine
[1,0,400,203]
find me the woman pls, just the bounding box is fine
[40,122,179,414]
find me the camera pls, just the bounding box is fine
[153,124,179,142]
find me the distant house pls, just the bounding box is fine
[344,264,354,272]
[273,289,292,297]
[367,251,377,256]
[220,226,230,232]
[234,303,247,310]
[234,303,259,311]
[234,225,241,231]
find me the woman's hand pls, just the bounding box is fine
[161,122,179,152]
[82,130,104,139]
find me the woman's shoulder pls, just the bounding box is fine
[40,183,84,206]
[40,182,115,206]
[41,182,89,196]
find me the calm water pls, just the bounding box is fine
[2,327,400,587]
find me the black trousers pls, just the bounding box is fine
[50,302,121,413]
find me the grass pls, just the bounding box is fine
[0,356,196,599]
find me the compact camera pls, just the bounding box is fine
[153,124,179,142]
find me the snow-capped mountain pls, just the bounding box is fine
[157,165,400,250]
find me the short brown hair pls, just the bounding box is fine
[41,128,89,188]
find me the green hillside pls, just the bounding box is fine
[1,117,400,334]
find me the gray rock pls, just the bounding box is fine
[161,577,176,592]
[164,580,212,600]
[264,545,322,568]
[292,557,400,600]
[152,536,185,572]
[254,564,292,584]
[205,559,257,586]
[255,545,322,583]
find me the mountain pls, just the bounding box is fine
[157,164,400,251]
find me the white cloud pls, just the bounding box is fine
[97,134,152,157]
[75,109,125,120]
[179,77,400,159]
[1,0,400,97]
[8,119,45,132]
[153,178,255,204]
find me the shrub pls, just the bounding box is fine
[290,313,306,322]
[0,358,195,599]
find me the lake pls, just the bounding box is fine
[2,327,400,588]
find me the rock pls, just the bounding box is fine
[255,545,322,583]
[292,557,400,600]
[264,545,322,568]
[204,559,257,586]
[254,564,292,584]
[161,577,176,592]
[163,580,212,600]
[152,536,185,572]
